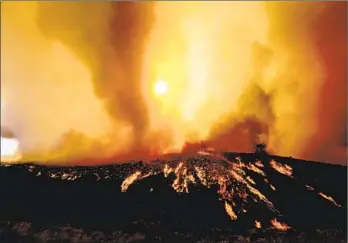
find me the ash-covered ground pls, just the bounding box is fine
[0,150,346,243]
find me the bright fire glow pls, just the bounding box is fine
[119,151,344,228]
[1,137,22,162]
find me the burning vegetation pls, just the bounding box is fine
[0,147,345,242]
[9,148,344,233]
[270,218,292,231]
[318,192,342,208]
[269,160,293,178]
[117,149,343,230]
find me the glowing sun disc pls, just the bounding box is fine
[154,79,169,95]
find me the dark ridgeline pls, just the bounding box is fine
[0,152,346,242]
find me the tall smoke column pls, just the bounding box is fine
[1,2,158,162]
[260,2,328,158]
[36,2,154,150]
[300,2,347,164]
[264,2,347,164]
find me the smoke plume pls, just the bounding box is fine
[1,2,346,164]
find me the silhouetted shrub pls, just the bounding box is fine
[255,143,267,155]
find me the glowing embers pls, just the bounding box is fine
[1,136,22,163]
[224,201,238,220]
[255,220,262,229]
[270,160,293,178]
[318,192,342,208]
[270,218,292,231]
[121,151,279,225]
[120,150,343,230]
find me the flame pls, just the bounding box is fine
[194,166,209,186]
[163,164,173,177]
[255,160,264,168]
[270,160,293,177]
[21,149,343,227]
[171,161,196,193]
[255,220,262,229]
[224,201,238,220]
[246,163,266,176]
[270,218,292,231]
[121,171,142,192]
[318,192,342,207]
[1,97,21,163]
[122,151,280,221]
[118,152,342,221]
[246,176,256,185]
[0,137,22,163]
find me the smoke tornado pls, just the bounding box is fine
[36,2,154,149]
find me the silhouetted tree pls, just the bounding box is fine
[255,143,267,155]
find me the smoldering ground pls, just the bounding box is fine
[1,2,346,164]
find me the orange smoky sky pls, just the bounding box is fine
[1,1,347,165]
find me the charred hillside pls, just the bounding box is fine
[0,151,346,242]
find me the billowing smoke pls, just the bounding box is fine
[264,2,347,164]
[1,2,346,164]
[298,2,347,164]
[35,2,156,160]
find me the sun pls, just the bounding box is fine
[154,79,169,95]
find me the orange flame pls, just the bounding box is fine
[255,220,262,229]
[318,192,342,207]
[121,171,142,192]
[246,163,266,176]
[163,163,173,177]
[270,218,291,231]
[270,160,293,177]
[121,151,279,220]
[246,176,256,185]
[167,161,196,193]
[255,160,264,168]
[224,201,237,220]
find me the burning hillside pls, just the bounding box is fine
[1,149,345,239]
[119,149,343,230]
